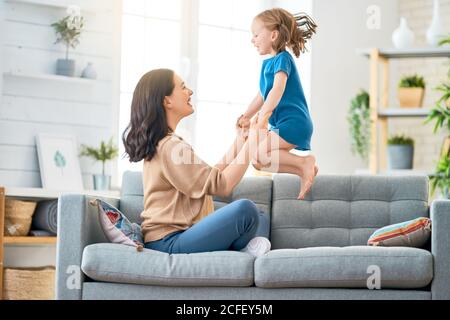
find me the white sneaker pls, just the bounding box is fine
[240,237,271,258]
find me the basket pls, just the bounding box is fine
[4,199,37,236]
[2,267,55,300]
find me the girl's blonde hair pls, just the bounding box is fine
[255,8,317,58]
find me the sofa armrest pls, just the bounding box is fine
[431,199,450,300]
[55,194,120,300]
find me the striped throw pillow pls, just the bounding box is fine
[367,217,431,247]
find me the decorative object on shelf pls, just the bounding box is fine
[51,5,84,77]
[387,135,414,170]
[347,89,371,163]
[36,133,84,191]
[79,137,118,190]
[81,62,97,79]
[4,199,37,236]
[426,0,443,47]
[392,17,415,49]
[3,267,55,300]
[398,74,426,108]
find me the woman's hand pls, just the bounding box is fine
[236,115,250,141]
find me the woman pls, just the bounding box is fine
[122,69,271,256]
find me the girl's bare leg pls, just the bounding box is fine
[252,131,318,199]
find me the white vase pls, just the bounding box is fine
[392,17,415,49]
[426,0,442,47]
[81,62,97,79]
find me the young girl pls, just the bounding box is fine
[239,8,318,200]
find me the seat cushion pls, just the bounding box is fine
[81,243,254,287]
[255,246,433,289]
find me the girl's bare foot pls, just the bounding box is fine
[298,155,317,200]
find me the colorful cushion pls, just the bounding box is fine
[367,217,431,247]
[89,199,144,251]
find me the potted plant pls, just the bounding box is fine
[51,5,84,77]
[387,135,414,169]
[425,35,450,198]
[79,138,118,190]
[347,89,371,164]
[430,154,450,199]
[398,74,426,108]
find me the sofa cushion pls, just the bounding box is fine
[271,174,429,248]
[254,246,433,289]
[367,217,431,247]
[81,243,254,287]
[90,199,144,249]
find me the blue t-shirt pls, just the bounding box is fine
[259,50,313,151]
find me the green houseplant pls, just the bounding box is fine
[51,5,84,77]
[387,134,414,170]
[425,34,450,198]
[80,137,118,190]
[398,74,426,108]
[347,89,371,163]
[430,154,450,199]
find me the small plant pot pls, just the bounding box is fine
[56,59,76,77]
[398,88,424,108]
[388,145,414,169]
[93,174,111,190]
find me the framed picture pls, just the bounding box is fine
[36,133,84,191]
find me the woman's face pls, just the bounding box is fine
[164,73,194,118]
[251,18,277,56]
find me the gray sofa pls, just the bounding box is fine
[56,172,450,300]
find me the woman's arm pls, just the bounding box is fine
[257,72,288,126]
[215,114,249,171]
[243,92,264,119]
[220,115,266,196]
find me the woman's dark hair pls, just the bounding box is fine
[122,68,175,162]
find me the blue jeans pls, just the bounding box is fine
[144,199,270,254]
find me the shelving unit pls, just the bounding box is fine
[0,186,120,299]
[359,47,450,174]
[4,0,108,14]
[3,71,96,84]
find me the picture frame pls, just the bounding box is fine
[36,133,84,191]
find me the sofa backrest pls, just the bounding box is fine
[120,171,273,225]
[271,174,430,249]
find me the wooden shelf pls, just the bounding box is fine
[377,108,431,118]
[5,187,120,200]
[4,0,108,14]
[3,237,57,245]
[357,47,450,59]
[3,71,96,84]
[358,47,448,174]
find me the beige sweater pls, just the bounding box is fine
[141,133,228,243]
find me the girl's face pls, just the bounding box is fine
[251,18,278,56]
[164,74,194,118]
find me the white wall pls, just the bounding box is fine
[1,0,122,268]
[310,0,398,174]
[0,0,121,189]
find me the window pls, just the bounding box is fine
[118,0,312,181]
[118,0,182,181]
[195,0,267,165]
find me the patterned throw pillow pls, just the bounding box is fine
[367,217,431,247]
[89,199,144,251]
